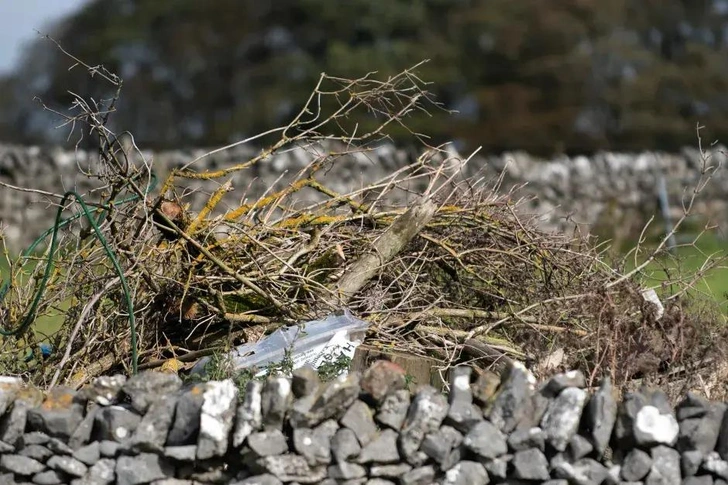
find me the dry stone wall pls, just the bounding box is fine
[0,360,723,484]
[1,142,728,252]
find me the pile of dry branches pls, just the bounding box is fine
[1,57,726,398]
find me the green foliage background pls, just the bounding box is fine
[1,0,728,155]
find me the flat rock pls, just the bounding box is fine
[256,455,327,483]
[234,475,283,485]
[164,445,198,462]
[553,457,609,485]
[261,377,292,431]
[0,454,45,475]
[81,459,116,485]
[369,463,412,478]
[441,460,489,485]
[72,442,100,466]
[27,387,84,440]
[290,373,361,429]
[19,444,52,462]
[116,453,173,485]
[247,430,289,457]
[130,394,177,451]
[400,465,435,485]
[196,379,238,460]
[32,470,65,485]
[46,455,87,478]
[122,371,182,414]
[420,426,462,465]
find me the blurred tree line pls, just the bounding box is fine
[1,0,728,156]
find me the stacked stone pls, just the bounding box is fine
[0,361,726,484]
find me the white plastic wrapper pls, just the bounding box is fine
[193,310,369,377]
[641,288,664,320]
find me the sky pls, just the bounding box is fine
[0,0,87,74]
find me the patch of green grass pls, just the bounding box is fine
[622,231,728,313]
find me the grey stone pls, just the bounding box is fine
[72,442,100,466]
[98,440,120,458]
[233,380,263,447]
[365,480,396,485]
[441,460,489,485]
[247,430,289,457]
[83,375,127,406]
[261,376,292,431]
[683,477,714,485]
[27,387,84,440]
[255,455,326,483]
[683,450,704,477]
[0,400,31,446]
[234,475,283,485]
[677,394,710,420]
[646,445,681,485]
[360,360,407,403]
[541,387,588,452]
[292,366,321,398]
[293,419,338,466]
[122,370,182,414]
[606,464,621,485]
[583,376,617,457]
[553,457,609,485]
[569,433,595,461]
[22,432,50,446]
[164,445,198,461]
[400,465,435,485]
[93,405,142,443]
[614,392,648,450]
[358,429,401,464]
[196,379,238,460]
[46,437,73,455]
[130,394,177,451]
[634,405,679,447]
[0,454,45,475]
[420,425,462,465]
[329,463,367,480]
[542,480,569,485]
[487,362,536,433]
[542,370,587,397]
[341,400,378,446]
[290,373,361,429]
[512,448,550,480]
[68,406,97,449]
[0,377,22,416]
[622,449,653,481]
[703,452,728,480]
[19,444,52,462]
[331,427,361,463]
[46,456,87,478]
[376,389,410,431]
[507,426,546,451]
[447,367,482,431]
[0,440,12,453]
[399,386,449,464]
[71,458,115,485]
[463,420,508,459]
[31,470,65,485]
[483,456,509,480]
[116,453,174,485]
[166,383,205,446]
[369,463,412,478]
